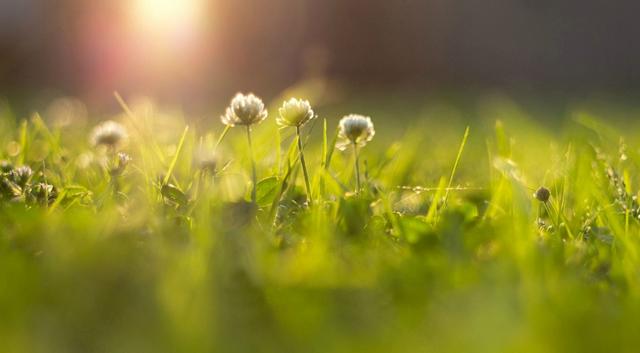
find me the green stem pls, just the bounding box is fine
[353,142,361,193]
[246,126,257,204]
[296,126,313,205]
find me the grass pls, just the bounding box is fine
[2,92,640,353]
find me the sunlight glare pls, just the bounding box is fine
[131,0,204,37]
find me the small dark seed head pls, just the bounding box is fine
[534,187,551,202]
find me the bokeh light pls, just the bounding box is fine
[130,0,205,40]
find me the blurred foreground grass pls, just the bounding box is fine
[2,92,640,352]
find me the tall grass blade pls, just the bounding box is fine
[163,126,189,186]
[442,126,470,207]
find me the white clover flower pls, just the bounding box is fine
[276,98,316,204]
[26,182,57,205]
[90,120,128,148]
[277,98,315,127]
[221,93,268,127]
[193,147,218,173]
[337,114,375,150]
[219,93,268,203]
[9,166,33,187]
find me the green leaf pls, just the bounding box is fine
[161,183,189,207]
[254,176,279,207]
[398,216,432,244]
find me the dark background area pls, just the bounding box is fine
[1,0,639,112]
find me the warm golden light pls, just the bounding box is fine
[131,0,204,37]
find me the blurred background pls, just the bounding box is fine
[1,0,639,115]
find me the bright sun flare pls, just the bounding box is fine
[131,0,204,35]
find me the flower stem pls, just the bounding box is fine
[246,126,257,204]
[296,126,313,205]
[353,142,361,193]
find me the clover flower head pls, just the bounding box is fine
[277,98,315,127]
[90,120,128,148]
[9,166,33,187]
[221,93,268,127]
[337,114,375,150]
[26,182,57,205]
[194,147,219,173]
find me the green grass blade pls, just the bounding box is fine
[425,176,447,223]
[19,120,28,165]
[442,126,470,207]
[214,125,231,152]
[163,126,190,186]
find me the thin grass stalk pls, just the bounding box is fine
[296,126,313,205]
[214,125,231,153]
[353,142,361,193]
[246,126,257,203]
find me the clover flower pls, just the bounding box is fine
[337,114,375,193]
[9,166,33,187]
[219,92,269,203]
[26,182,57,205]
[277,98,316,204]
[277,98,315,127]
[221,93,268,127]
[194,148,219,174]
[90,120,128,148]
[337,114,375,151]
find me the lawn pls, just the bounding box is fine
[2,91,640,353]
